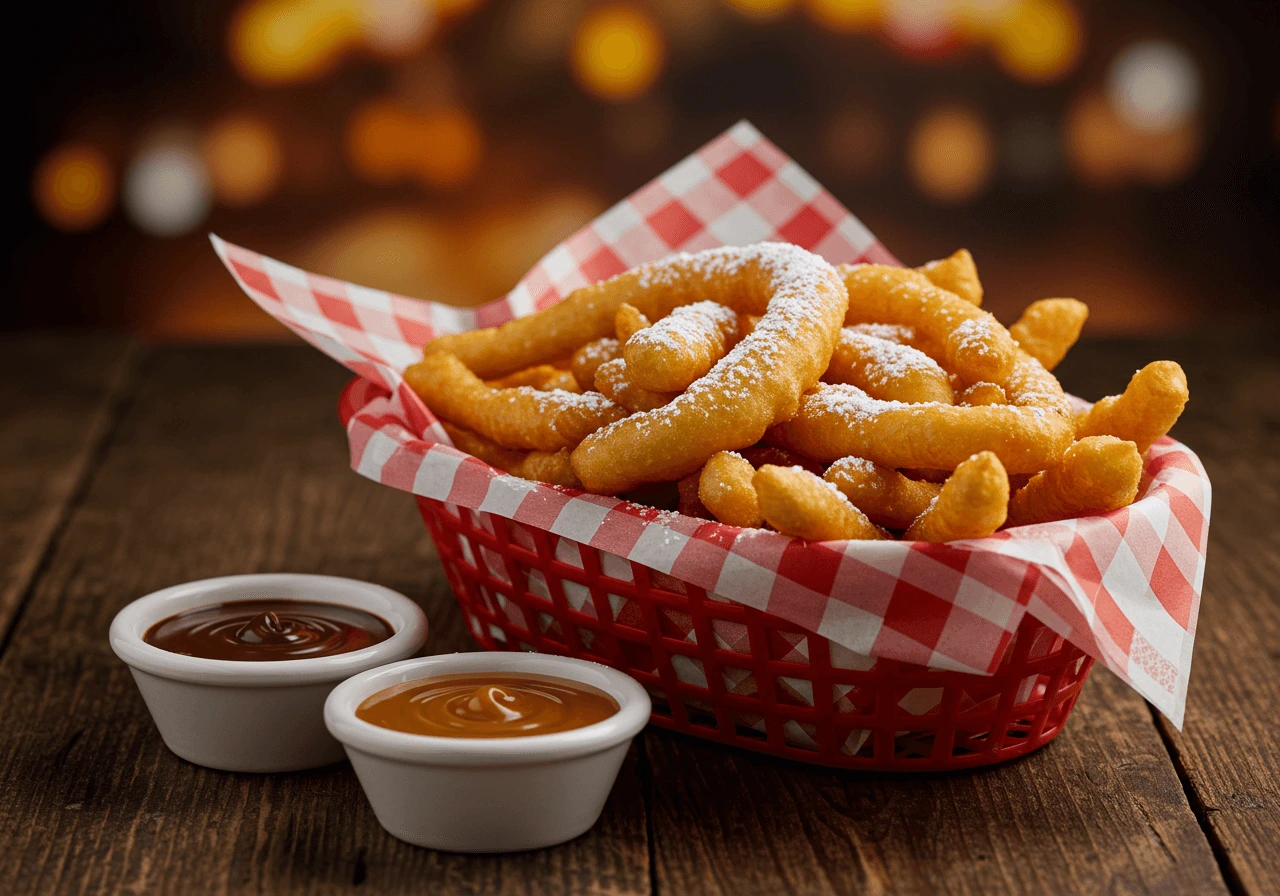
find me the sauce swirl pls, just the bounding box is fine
[356,673,619,738]
[144,599,393,661]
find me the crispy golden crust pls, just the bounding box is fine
[823,457,941,530]
[488,364,581,392]
[918,249,982,306]
[824,328,954,404]
[905,452,1009,542]
[571,244,849,494]
[958,381,1006,406]
[754,465,887,541]
[1075,360,1189,454]
[1010,298,1089,371]
[570,337,622,391]
[624,300,742,392]
[769,351,1075,474]
[698,451,762,528]
[593,357,675,412]
[441,423,580,488]
[1006,436,1142,528]
[615,303,651,342]
[405,352,625,451]
[839,263,1018,384]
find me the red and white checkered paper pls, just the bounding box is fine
[213,121,1210,728]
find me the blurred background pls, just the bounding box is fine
[7,0,1279,339]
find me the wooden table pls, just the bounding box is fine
[1,331,1275,895]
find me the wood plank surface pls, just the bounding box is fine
[0,345,650,895]
[1095,331,1279,896]
[0,333,136,642]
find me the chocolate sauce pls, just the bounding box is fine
[144,599,393,661]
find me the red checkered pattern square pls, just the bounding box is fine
[215,121,1211,729]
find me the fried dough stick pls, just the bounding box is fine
[1010,298,1089,371]
[824,329,954,404]
[823,457,941,530]
[905,452,1009,542]
[839,263,1019,384]
[1075,360,1189,454]
[1005,436,1142,527]
[697,451,762,528]
[754,465,887,541]
[405,352,625,451]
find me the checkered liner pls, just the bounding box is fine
[213,121,1210,729]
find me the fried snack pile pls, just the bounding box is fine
[404,243,1190,543]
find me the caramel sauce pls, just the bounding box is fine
[356,673,619,738]
[144,599,393,661]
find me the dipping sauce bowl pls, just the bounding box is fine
[324,653,651,852]
[110,574,428,773]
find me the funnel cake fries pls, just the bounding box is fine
[839,264,1018,384]
[442,423,580,488]
[405,352,624,451]
[407,243,1191,544]
[823,456,941,530]
[571,243,849,494]
[1010,298,1089,371]
[754,465,886,541]
[570,337,622,391]
[593,357,675,413]
[623,300,742,392]
[918,248,983,306]
[698,451,763,529]
[614,304,650,343]
[1075,360,1189,454]
[1006,436,1142,528]
[769,350,1076,474]
[824,329,954,404]
[904,452,1009,542]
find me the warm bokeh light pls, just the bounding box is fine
[1106,40,1200,133]
[33,144,115,232]
[883,0,955,54]
[908,106,994,203]
[804,0,879,32]
[356,0,436,56]
[123,137,213,237]
[571,5,665,101]
[346,99,409,183]
[724,0,795,19]
[346,100,483,189]
[1065,89,1201,187]
[822,106,891,180]
[992,0,1081,83]
[952,0,1018,40]
[412,106,484,188]
[229,0,360,85]
[204,115,284,206]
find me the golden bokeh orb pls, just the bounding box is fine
[33,144,115,232]
[907,106,995,203]
[992,0,1081,84]
[204,115,284,206]
[571,5,665,102]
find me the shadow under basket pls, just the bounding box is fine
[418,496,1093,771]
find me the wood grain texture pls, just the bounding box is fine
[0,333,136,641]
[1066,331,1280,896]
[0,345,649,895]
[647,669,1227,896]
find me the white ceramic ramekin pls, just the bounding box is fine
[110,573,428,773]
[324,652,651,852]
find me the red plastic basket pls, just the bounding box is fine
[417,496,1094,771]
